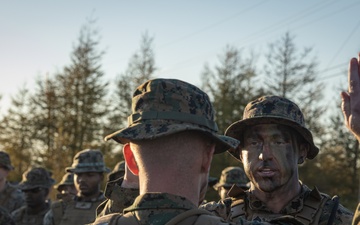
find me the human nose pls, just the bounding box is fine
[258,142,273,161]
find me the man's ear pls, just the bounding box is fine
[123,143,139,175]
[201,144,215,173]
[298,143,309,164]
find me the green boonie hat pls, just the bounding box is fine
[54,172,74,192]
[18,167,55,190]
[225,95,319,160]
[0,151,14,171]
[112,161,125,173]
[66,149,110,173]
[104,78,240,154]
[213,166,249,189]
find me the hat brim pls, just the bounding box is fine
[18,179,56,190]
[225,116,319,160]
[66,167,111,173]
[105,120,240,154]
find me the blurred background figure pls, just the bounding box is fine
[107,161,125,182]
[11,167,55,225]
[0,206,15,225]
[213,166,249,200]
[54,172,77,201]
[44,149,109,225]
[0,151,25,214]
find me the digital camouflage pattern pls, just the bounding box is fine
[104,78,240,154]
[0,182,25,213]
[91,193,300,225]
[201,184,354,225]
[225,95,319,160]
[0,206,15,225]
[66,149,110,173]
[96,177,139,217]
[0,151,14,170]
[43,194,106,225]
[54,172,74,192]
[213,167,249,190]
[18,167,55,190]
[11,202,51,225]
[108,161,126,181]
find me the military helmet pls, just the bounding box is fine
[54,172,74,192]
[213,166,249,190]
[104,78,240,154]
[18,167,55,191]
[66,149,110,173]
[225,95,319,160]
[0,151,14,171]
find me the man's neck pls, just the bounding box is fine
[251,181,302,213]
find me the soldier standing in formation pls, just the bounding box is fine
[213,166,249,200]
[0,151,25,214]
[54,172,77,201]
[43,149,109,225]
[11,167,55,225]
[91,78,294,225]
[214,95,354,224]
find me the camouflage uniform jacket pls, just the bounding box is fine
[201,184,354,225]
[0,206,15,225]
[96,177,139,217]
[0,181,25,213]
[91,193,300,225]
[43,192,106,225]
[11,202,50,225]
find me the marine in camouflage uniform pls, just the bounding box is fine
[107,161,126,182]
[0,151,25,214]
[202,96,354,225]
[0,206,15,225]
[91,79,300,225]
[213,166,249,200]
[43,149,109,225]
[11,167,55,225]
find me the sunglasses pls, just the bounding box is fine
[23,187,43,193]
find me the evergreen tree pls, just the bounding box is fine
[106,32,157,134]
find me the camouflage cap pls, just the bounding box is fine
[66,149,110,173]
[213,166,249,189]
[18,167,55,190]
[112,161,125,173]
[225,95,319,160]
[104,78,240,154]
[0,151,14,171]
[54,172,74,192]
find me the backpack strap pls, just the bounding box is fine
[165,208,213,225]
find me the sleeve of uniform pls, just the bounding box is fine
[199,198,232,220]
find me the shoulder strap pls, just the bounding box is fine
[294,187,328,225]
[107,212,139,225]
[326,195,339,225]
[165,208,212,225]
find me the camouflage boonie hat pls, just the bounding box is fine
[18,167,55,190]
[213,166,249,189]
[66,149,110,173]
[225,95,319,160]
[0,151,14,171]
[105,78,240,154]
[54,172,74,192]
[112,161,125,173]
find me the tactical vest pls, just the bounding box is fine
[52,196,105,225]
[94,208,217,225]
[229,187,339,225]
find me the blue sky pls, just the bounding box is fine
[1,0,360,114]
